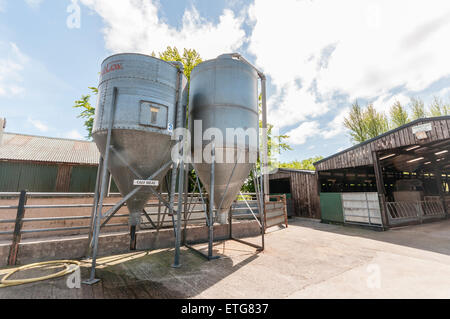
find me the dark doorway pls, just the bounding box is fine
[270,178,291,194]
[269,178,294,217]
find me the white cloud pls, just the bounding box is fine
[438,87,450,99]
[321,107,350,139]
[27,117,49,132]
[25,0,44,9]
[25,0,43,8]
[65,129,84,139]
[248,0,450,135]
[285,107,350,145]
[0,42,28,98]
[286,121,320,145]
[372,93,411,114]
[268,82,329,128]
[0,0,6,12]
[80,0,246,59]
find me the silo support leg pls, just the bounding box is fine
[83,88,118,285]
[208,142,215,259]
[101,161,173,222]
[83,160,173,285]
[85,155,103,258]
[172,161,185,268]
[142,209,157,229]
[184,144,219,261]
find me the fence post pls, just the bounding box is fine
[8,190,28,266]
[417,202,423,224]
[283,195,288,228]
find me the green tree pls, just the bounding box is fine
[344,102,389,144]
[241,122,292,193]
[389,101,409,128]
[279,156,324,171]
[154,46,202,82]
[73,86,98,139]
[429,96,449,117]
[409,97,426,120]
[343,101,367,143]
[364,104,389,139]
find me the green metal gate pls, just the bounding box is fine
[319,192,344,223]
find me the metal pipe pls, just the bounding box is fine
[261,77,269,202]
[230,53,266,80]
[208,139,215,259]
[20,223,128,234]
[173,161,184,267]
[0,192,246,198]
[0,202,188,210]
[196,174,209,226]
[239,191,262,228]
[183,166,189,245]
[173,64,186,268]
[86,155,102,257]
[230,53,267,249]
[101,160,173,221]
[0,214,131,224]
[85,86,118,285]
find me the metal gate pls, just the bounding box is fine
[341,192,382,226]
[386,200,446,226]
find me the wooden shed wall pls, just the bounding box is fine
[315,117,450,171]
[270,170,320,219]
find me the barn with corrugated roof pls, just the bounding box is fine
[0,131,100,192]
[314,116,449,229]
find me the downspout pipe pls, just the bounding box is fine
[172,61,185,268]
[225,53,269,200]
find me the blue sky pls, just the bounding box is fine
[0,0,449,164]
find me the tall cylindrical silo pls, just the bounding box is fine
[189,54,259,224]
[93,53,187,226]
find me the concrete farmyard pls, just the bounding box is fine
[1,218,450,299]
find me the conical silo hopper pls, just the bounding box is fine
[93,53,187,226]
[189,54,259,224]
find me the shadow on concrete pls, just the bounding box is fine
[0,240,261,299]
[291,218,450,257]
[92,242,261,299]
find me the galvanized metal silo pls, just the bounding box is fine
[189,54,260,225]
[93,53,187,226]
[85,53,188,284]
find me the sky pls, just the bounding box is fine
[0,0,449,163]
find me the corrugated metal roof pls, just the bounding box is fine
[314,115,450,167]
[275,168,316,174]
[0,132,100,165]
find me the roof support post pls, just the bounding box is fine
[372,151,389,230]
[434,168,448,218]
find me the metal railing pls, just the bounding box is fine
[1,190,261,265]
[0,191,260,236]
[387,200,446,225]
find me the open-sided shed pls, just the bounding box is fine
[269,168,320,219]
[314,116,449,229]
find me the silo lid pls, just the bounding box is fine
[216,53,235,59]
